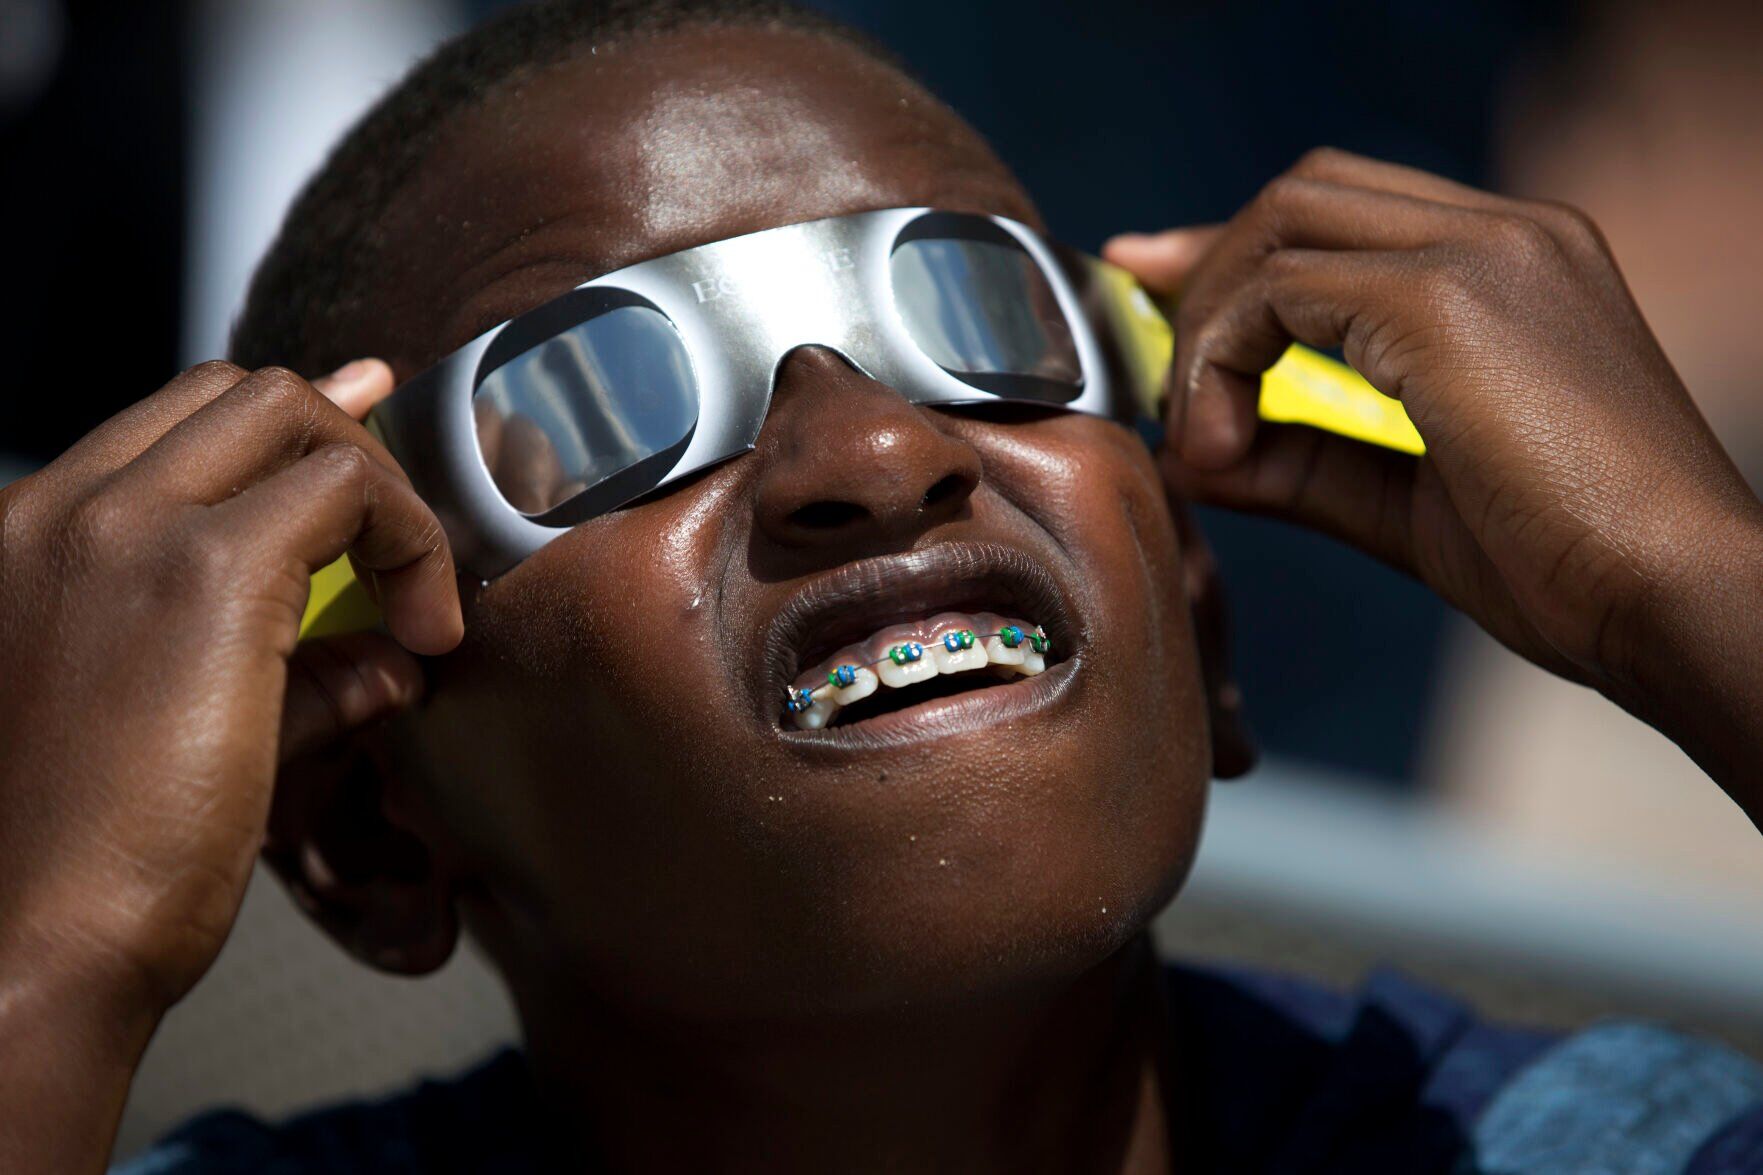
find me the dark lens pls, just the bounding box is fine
[890,236,1082,398]
[472,306,698,516]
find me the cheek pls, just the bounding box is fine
[465,477,740,679]
[971,416,1196,677]
[404,477,759,927]
[1052,425,1211,873]
[985,415,1211,788]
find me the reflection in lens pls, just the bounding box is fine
[473,306,698,516]
[891,237,1081,390]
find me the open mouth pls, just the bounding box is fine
[766,544,1075,734]
[786,612,1057,729]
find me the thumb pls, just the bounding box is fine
[279,632,425,765]
[1102,225,1224,297]
[311,357,396,423]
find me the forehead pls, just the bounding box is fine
[378,25,1039,361]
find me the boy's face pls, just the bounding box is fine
[366,27,1217,1019]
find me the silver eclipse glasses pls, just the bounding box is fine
[371,207,1174,580]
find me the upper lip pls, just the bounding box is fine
[762,541,1078,711]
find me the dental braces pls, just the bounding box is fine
[784,625,1050,714]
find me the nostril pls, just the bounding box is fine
[788,499,868,530]
[920,473,970,515]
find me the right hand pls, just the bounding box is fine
[0,359,461,1026]
[1105,150,1763,789]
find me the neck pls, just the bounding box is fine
[513,936,1177,1174]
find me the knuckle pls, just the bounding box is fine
[1255,174,1309,215]
[183,359,247,391]
[248,365,319,413]
[311,441,377,494]
[1539,200,1609,253]
[242,365,327,444]
[0,477,41,547]
[64,489,140,552]
[318,438,374,475]
[1415,243,1483,310]
[1261,244,1312,282]
[1487,212,1560,269]
[252,363,305,390]
[1248,174,1329,243]
[1291,145,1351,177]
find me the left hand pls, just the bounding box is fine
[1104,147,1763,792]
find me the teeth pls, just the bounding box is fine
[876,642,937,688]
[983,633,1026,667]
[1009,628,1050,676]
[931,630,987,675]
[829,664,878,706]
[795,696,837,729]
[788,621,1051,730]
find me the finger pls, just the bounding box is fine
[117,364,409,506]
[1287,146,1518,213]
[1163,188,1496,466]
[1173,175,1519,341]
[1300,149,1614,260]
[1102,226,1224,296]
[40,359,392,506]
[1174,179,1494,337]
[279,632,423,764]
[310,358,396,423]
[217,442,462,654]
[1176,248,1416,468]
[1161,422,1422,573]
[1169,152,1583,357]
[1235,178,1499,251]
[1168,421,1588,685]
[494,415,572,515]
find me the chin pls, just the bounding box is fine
[700,724,1209,1019]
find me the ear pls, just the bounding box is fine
[264,636,459,975]
[1169,500,1257,779]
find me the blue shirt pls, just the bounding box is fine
[116,964,1763,1173]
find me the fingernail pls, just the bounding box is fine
[1103,233,1152,256]
[318,359,377,400]
[301,841,340,894]
[375,661,419,709]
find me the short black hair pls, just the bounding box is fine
[230,0,901,375]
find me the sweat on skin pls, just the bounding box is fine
[6,11,1763,1175]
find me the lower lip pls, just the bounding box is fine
[775,657,1080,754]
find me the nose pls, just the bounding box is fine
[753,347,981,550]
